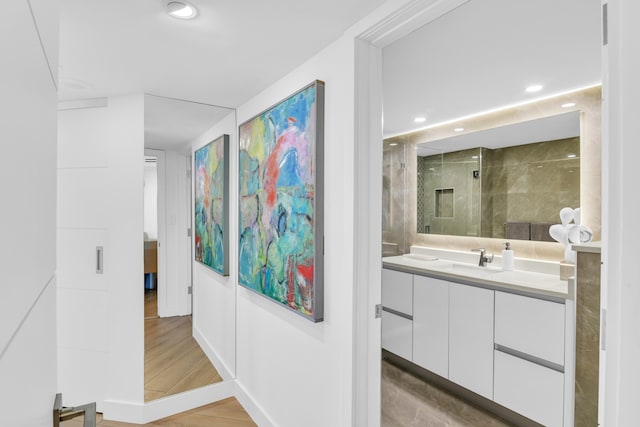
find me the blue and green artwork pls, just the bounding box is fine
[239,81,324,322]
[195,134,229,275]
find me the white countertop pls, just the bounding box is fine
[383,254,570,299]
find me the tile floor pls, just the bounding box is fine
[382,359,512,427]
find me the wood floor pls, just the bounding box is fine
[144,289,223,401]
[59,290,255,426]
[60,397,257,426]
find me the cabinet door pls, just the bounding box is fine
[494,350,564,427]
[413,275,449,378]
[381,311,412,360]
[449,283,494,399]
[382,268,413,315]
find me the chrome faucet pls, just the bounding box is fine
[472,248,494,267]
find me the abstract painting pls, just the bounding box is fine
[195,134,229,275]
[239,81,324,322]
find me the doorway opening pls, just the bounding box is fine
[144,154,159,319]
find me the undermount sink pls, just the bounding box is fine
[448,263,502,277]
[402,253,439,261]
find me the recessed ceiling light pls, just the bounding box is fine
[525,84,543,93]
[567,153,577,158]
[389,143,398,146]
[166,1,198,19]
[471,155,479,159]
[454,127,464,132]
[414,117,426,123]
[561,102,577,108]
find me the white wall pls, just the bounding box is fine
[0,0,59,425]
[57,95,145,415]
[603,0,640,425]
[233,34,358,427]
[191,111,237,379]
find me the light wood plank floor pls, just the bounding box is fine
[144,289,224,401]
[60,397,257,426]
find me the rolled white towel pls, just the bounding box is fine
[549,224,569,246]
[560,207,575,227]
[568,224,593,244]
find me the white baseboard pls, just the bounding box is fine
[193,325,234,381]
[142,381,236,423]
[234,380,277,427]
[102,399,145,424]
[103,381,236,424]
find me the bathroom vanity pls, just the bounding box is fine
[382,247,574,427]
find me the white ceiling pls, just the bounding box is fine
[56,0,387,106]
[383,0,602,138]
[51,0,388,150]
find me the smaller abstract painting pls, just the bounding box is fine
[195,134,229,275]
[239,81,324,322]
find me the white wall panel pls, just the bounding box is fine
[57,347,108,413]
[58,107,109,168]
[57,228,107,290]
[57,288,108,352]
[57,168,108,229]
[57,94,145,413]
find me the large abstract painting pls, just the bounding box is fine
[195,134,229,275]
[239,81,324,322]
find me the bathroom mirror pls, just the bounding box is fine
[381,0,601,251]
[414,112,580,240]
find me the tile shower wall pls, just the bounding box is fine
[486,137,580,239]
[383,144,412,255]
[417,149,481,237]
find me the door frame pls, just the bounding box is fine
[352,1,476,424]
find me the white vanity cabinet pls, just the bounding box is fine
[449,283,495,399]
[381,264,571,426]
[493,291,566,427]
[412,275,449,378]
[381,269,413,360]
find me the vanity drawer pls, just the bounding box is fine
[495,291,565,366]
[494,350,564,427]
[381,311,412,361]
[382,268,413,315]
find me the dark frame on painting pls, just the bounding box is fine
[238,80,325,322]
[194,134,230,276]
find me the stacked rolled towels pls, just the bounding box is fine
[549,207,593,264]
